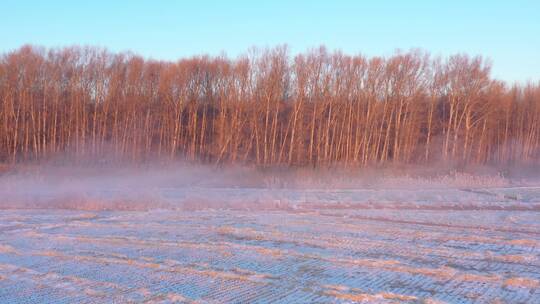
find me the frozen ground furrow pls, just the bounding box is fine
[1,186,540,303]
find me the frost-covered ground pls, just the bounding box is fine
[1,184,540,303]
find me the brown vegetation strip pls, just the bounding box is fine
[318,212,540,236]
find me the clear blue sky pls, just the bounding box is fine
[1,0,539,83]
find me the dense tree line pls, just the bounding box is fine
[0,45,539,166]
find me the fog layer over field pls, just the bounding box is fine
[1,164,540,303]
[1,164,538,211]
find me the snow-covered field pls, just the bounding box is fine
[1,183,539,303]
